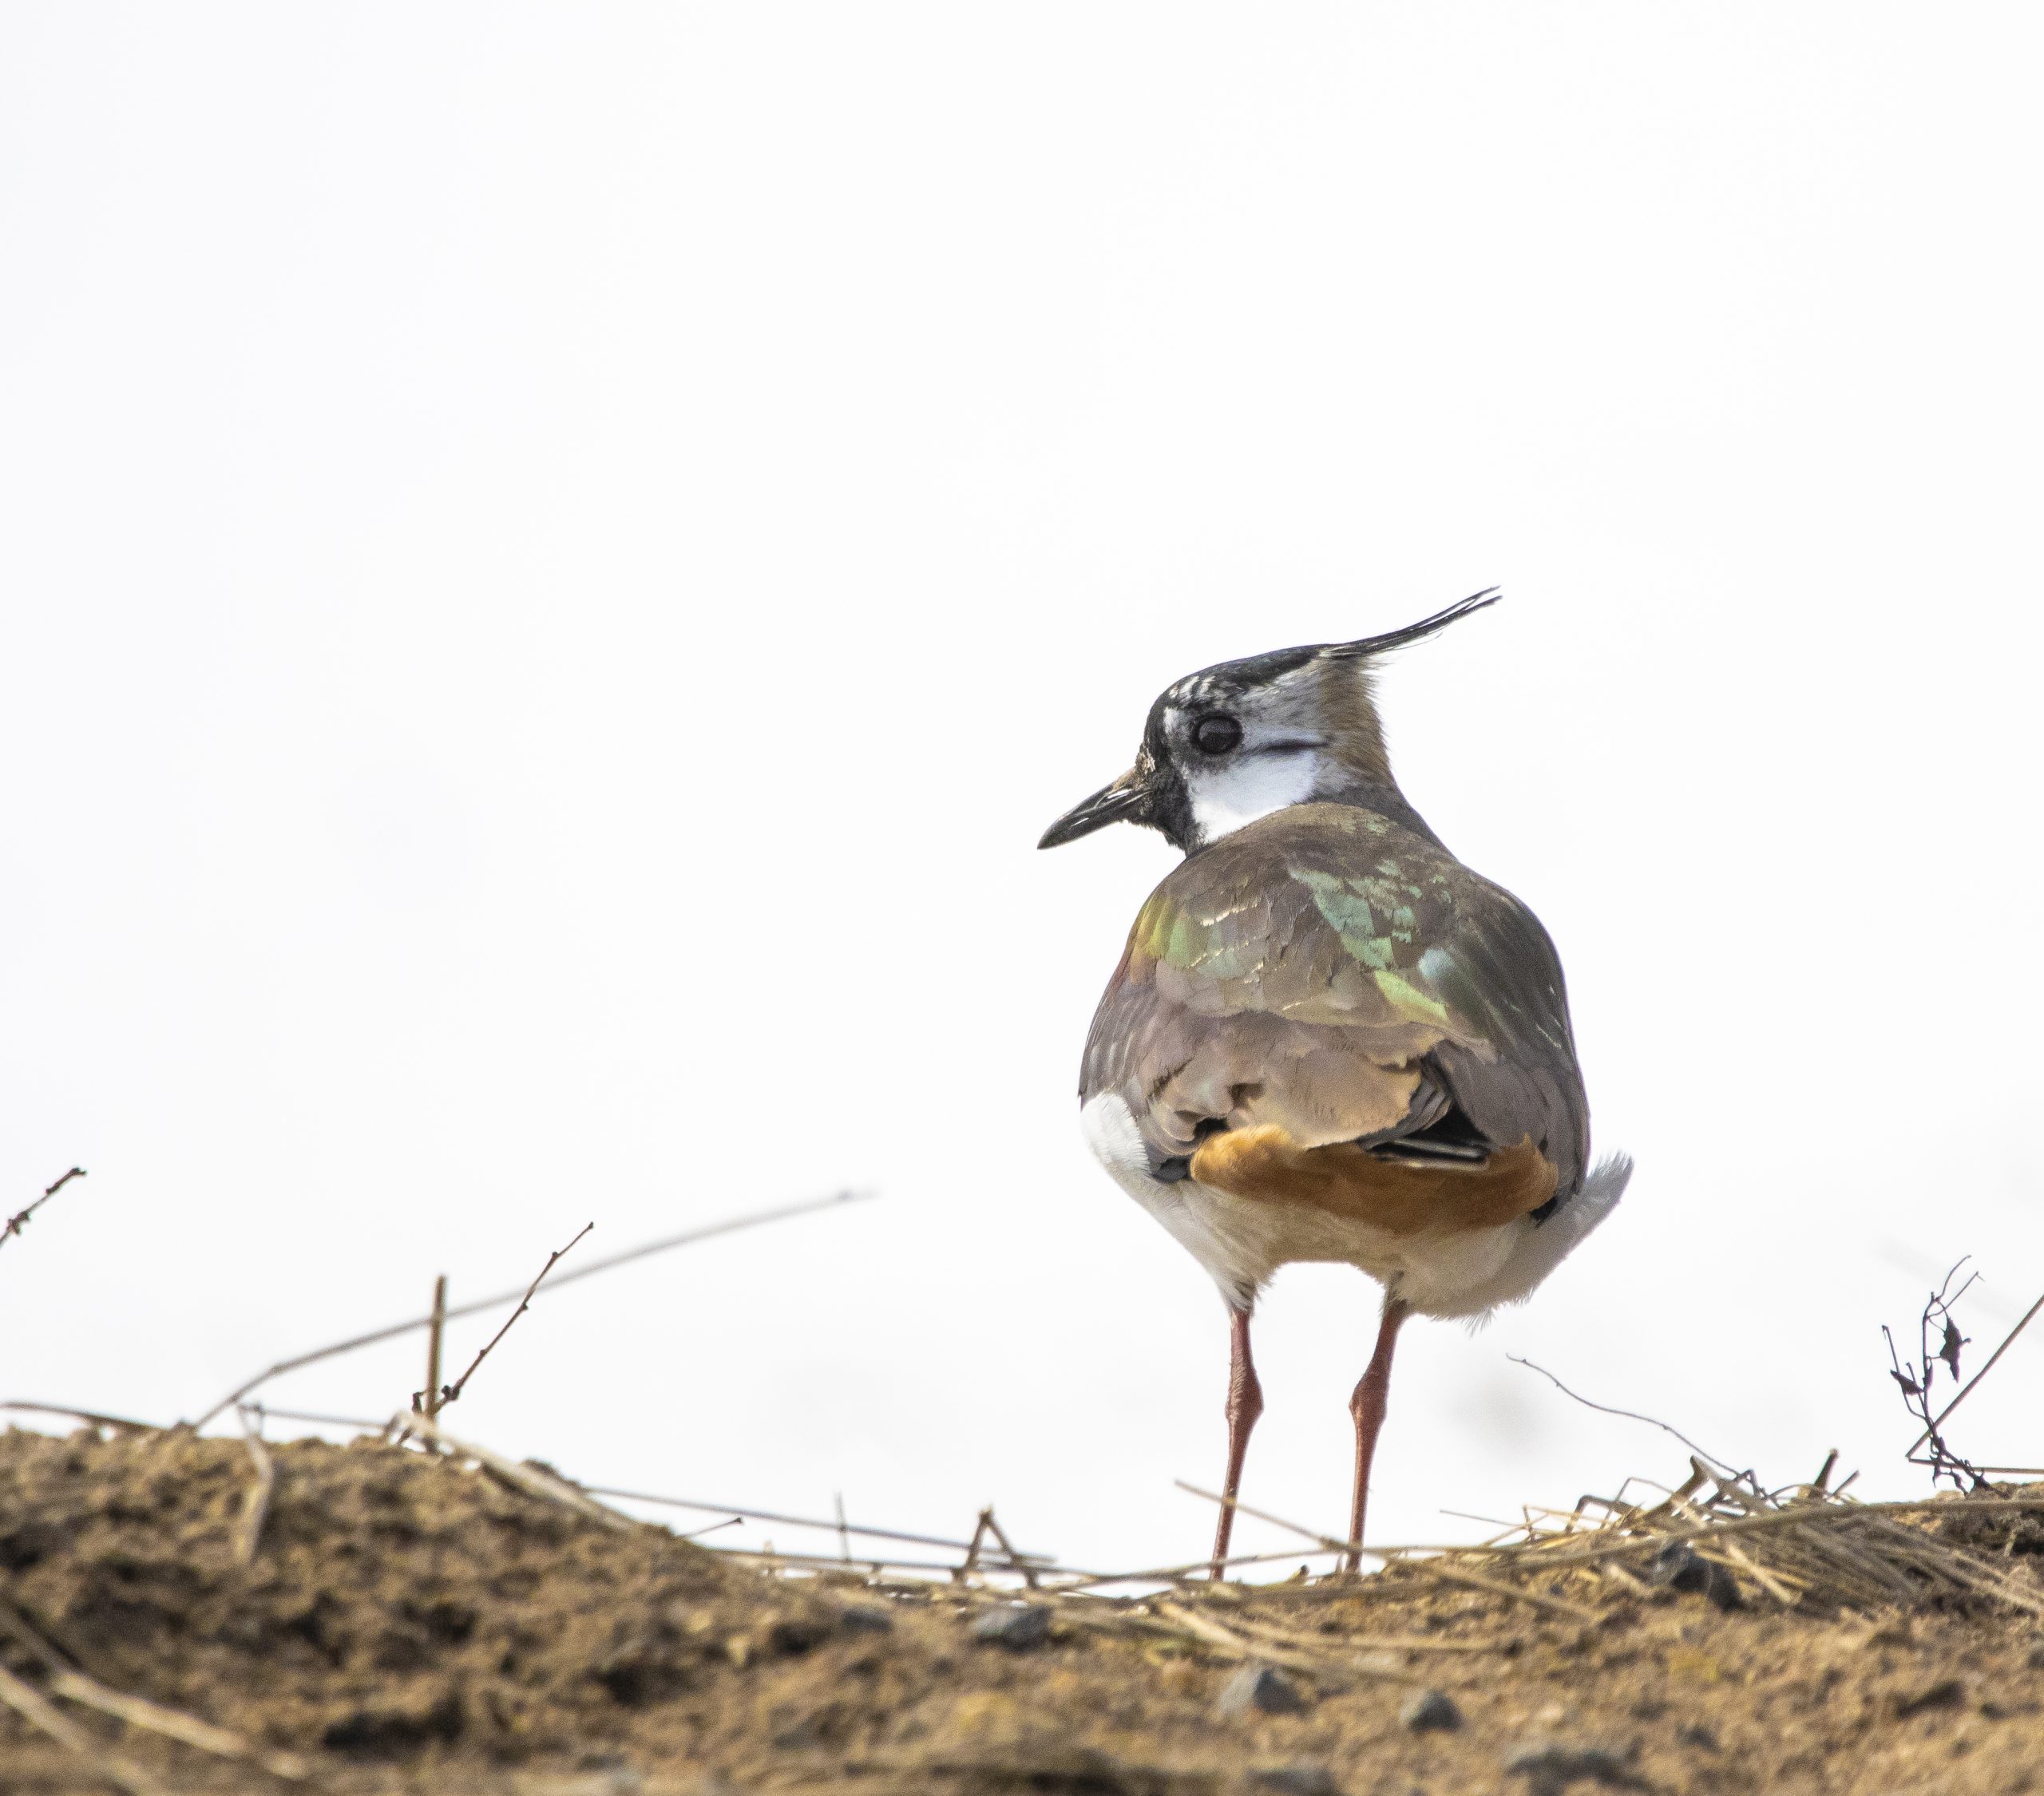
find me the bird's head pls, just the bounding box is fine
[1038,589,1499,856]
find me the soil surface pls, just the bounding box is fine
[3,1427,2043,1795]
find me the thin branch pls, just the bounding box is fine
[1885,1260,1991,1489]
[1907,1288,2044,1458]
[435,1224,592,1408]
[1507,1355,1745,1482]
[0,1400,161,1434]
[191,1188,873,1426]
[710,1544,1004,1578]
[0,1168,86,1256]
[582,1483,1056,1563]
[247,1403,387,1430]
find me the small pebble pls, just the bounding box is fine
[1892,1675,1966,1719]
[769,1713,829,1751]
[1503,1741,1638,1793]
[1646,1542,1741,1611]
[1400,1687,1462,1733]
[1216,1662,1309,1718]
[970,1604,1051,1651]
[838,1604,894,1635]
[1674,1723,1718,1752]
[2026,1640,2044,1671]
[766,1616,826,1655]
[1250,1767,1341,1796]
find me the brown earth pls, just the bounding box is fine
[3,1427,2043,1796]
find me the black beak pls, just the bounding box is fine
[1038,769,1148,849]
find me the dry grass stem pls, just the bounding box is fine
[1175,1479,1598,1623]
[246,1404,388,1430]
[584,1482,1056,1564]
[1458,1491,2044,1569]
[958,1508,991,1578]
[979,1506,1040,1587]
[1147,1598,1342,1675]
[3,1590,311,1780]
[0,1660,168,1796]
[47,1671,314,1782]
[398,1409,636,1532]
[1509,1354,1743,1479]
[1,1399,160,1434]
[417,1272,449,1419]
[232,1406,276,1567]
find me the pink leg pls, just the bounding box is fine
[1210,1305,1264,1580]
[1345,1297,1409,1572]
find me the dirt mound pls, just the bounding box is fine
[4,1426,2044,1794]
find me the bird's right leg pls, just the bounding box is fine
[1210,1303,1263,1580]
[1343,1296,1408,1573]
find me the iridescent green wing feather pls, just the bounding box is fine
[1081,803,1588,1192]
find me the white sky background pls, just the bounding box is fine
[3,6,2040,1576]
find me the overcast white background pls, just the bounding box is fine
[3,6,2040,1578]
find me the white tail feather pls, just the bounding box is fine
[1425,1151,1634,1322]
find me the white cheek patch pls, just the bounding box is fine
[1184,751,1319,845]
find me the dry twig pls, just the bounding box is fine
[1885,1261,1990,1489]
[1906,1285,2044,1466]
[953,1505,1040,1587]
[1,1167,86,1257]
[435,1224,592,1410]
[192,1187,872,1426]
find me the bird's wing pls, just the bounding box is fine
[1080,803,1589,1197]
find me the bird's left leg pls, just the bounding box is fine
[1209,1303,1263,1580]
[1343,1296,1409,1573]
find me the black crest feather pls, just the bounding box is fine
[1318,587,1501,662]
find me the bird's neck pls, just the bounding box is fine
[1308,769,1444,849]
[1179,754,1443,854]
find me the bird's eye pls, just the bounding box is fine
[1192,714,1242,756]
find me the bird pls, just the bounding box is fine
[1038,589,1630,1577]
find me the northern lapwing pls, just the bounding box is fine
[1040,591,1630,1576]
